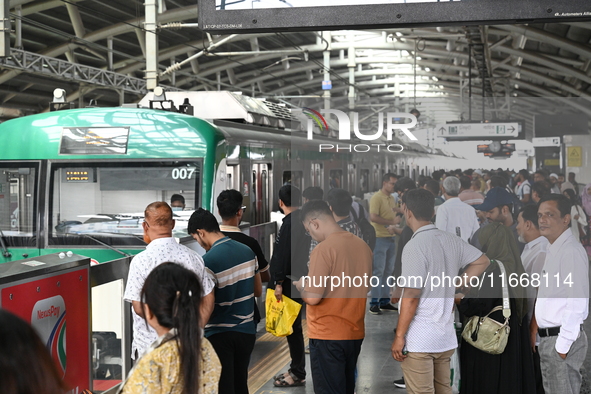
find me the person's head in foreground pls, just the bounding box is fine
[0,309,67,394]
[140,262,204,394]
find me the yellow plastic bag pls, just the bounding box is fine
[265,288,302,337]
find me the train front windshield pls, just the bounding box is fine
[49,161,202,246]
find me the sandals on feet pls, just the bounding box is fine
[273,371,306,387]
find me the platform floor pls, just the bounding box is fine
[249,305,405,394]
[248,300,591,394]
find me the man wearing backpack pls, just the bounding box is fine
[350,199,376,250]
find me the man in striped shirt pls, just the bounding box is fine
[189,208,260,394]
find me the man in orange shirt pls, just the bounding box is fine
[296,200,373,394]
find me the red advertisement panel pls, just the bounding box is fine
[1,268,90,392]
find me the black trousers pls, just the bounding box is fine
[286,304,306,380]
[309,338,363,394]
[208,331,256,394]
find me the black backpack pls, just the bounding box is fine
[351,204,377,250]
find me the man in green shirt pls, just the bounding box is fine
[369,172,401,314]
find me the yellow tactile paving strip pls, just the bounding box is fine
[248,320,309,393]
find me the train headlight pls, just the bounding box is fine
[53,88,66,103]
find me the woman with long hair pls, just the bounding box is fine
[119,262,221,394]
[0,309,68,394]
[564,188,587,243]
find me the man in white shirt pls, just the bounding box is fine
[123,201,215,358]
[516,204,549,394]
[532,194,589,394]
[391,189,490,394]
[435,176,480,242]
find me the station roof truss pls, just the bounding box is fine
[0,0,590,135]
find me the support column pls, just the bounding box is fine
[145,0,159,90]
[171,57,175,86]
[0,0,9,57]
[322,31,332,111]
[347,32,355,110]
[107,37,113,71]
[15,6,22,49]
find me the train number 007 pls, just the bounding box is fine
[171,167,196,180]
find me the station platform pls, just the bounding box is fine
[248,300,591,394]
[248,305,406,394]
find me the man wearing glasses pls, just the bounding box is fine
[532,194,589,394]
[123,201,215,359]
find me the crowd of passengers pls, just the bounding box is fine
[1,167,589,394]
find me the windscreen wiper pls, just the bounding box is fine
[63,232,133,258]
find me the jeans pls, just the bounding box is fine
[370,236,396,307]
[309,338,363,394]
[207,331,256,394]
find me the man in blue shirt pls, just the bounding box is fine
[189,208,260,394]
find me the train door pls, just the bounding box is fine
[373,164,381,191]
[251,163,271,224]
[347,164,356,196]
[0,164,39,262]
[311,163,323,188]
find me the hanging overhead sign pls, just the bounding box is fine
[199,0,591,33]
[436,122,520,140]
[532,137,561,147]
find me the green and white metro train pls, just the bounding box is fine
[0,91,465,264]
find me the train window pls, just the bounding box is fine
[0,164,37,247]
[49,161,202,247]
[329,169,342,189]
[282,171,302,191]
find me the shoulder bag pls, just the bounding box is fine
[461,260,511,355]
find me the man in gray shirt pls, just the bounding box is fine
[392,189,489,394]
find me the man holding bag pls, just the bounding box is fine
[296,200,372,394]
[269,185,311,387]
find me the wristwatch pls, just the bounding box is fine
[274,280,284,287]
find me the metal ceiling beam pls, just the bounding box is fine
[19,0,84,16]
[494,44,591,86]
[494,25,591,61]
[0,48,149,93]
[0,5,196,89]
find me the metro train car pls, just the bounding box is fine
[0,90,465,264]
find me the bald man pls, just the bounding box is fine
[123,201,215,359]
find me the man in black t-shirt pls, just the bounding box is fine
[217,190,270,325]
